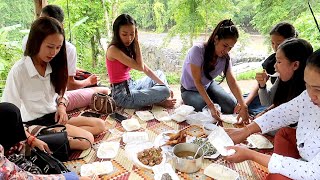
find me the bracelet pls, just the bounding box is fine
[258,83,266,89]
[28,135,36,146]
[58,101,67,108]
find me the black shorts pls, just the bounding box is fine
[23,113,57,126]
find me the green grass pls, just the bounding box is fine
[131,68,262,86]
[235,68,262,80]
[130,70,181,85]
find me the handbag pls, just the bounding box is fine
[90,93,116,114]
[30,148,70,174]
[30,124,70,162]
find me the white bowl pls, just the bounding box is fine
[132,149,166,169]
[97,141,120,159]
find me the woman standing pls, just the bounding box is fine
[180,19,249,123]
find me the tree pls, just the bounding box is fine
[51,0,109,70]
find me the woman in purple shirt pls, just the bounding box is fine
[180,19,249,123]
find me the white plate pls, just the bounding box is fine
[247,134,273,149]
[154,130,177,152]
[123,132,149,144]
[80,161,113,177]
[132,148,166,170]
[187,136,220,159]
[153,111,171,121]
[220,114,238,124]
[135,111,154,121]
[97,141,120,159]
[153,163,180,180]
[121,118,141,131]
[204,163,239,180]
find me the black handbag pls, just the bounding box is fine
[30,148,70,174]
[36,124,70,162]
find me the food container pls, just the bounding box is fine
[171,143,204,173]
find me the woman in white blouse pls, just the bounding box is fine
[2,17,105,151]
[224,49,320,179]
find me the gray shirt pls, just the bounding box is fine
[258,78,280,106]
[180,44,231,91]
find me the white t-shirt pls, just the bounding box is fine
[22,34,77,76]
[1,56,67,122]
[254,90,320,179]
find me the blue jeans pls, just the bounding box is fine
[244,94,267,116]
[111,70,170,109]
[181,81,237,113]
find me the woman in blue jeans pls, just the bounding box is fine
[180,19,249,123]
[106,14,176,109]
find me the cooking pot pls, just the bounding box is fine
[171,143,204,173]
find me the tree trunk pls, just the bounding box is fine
[33,0,48,18]
[90,36,97,68]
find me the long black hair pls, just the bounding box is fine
[269,22,298,38]
[306,49,320,71]
[203,19,239,82]
[24,17,68,96]
[109,14,137,60]
[273,38,313,106]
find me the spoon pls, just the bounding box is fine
[267,72,279,77]
[186,139,208,160]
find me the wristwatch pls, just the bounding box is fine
[258,83,266,89]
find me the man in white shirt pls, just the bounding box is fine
[22,5,109,111]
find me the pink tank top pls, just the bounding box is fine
[106,57,131,83]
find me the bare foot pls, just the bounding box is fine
[156,98,177,108]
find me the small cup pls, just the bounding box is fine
[202,123,218,136]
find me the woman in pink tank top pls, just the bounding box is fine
[106,14,176,109]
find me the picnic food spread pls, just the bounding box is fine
[137,147,163,166]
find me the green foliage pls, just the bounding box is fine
[251,0,320,50]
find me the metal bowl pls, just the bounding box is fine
[172,143,204,173]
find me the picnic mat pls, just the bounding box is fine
[65,107,273,180]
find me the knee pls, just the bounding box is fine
[74,131,94,150]
[93,118,106,135]
[221,104,234,114]
[158,85,170,99]
[182,96,205,112]
[94,87,110,95]
[274,127,292,140]
[0,102,21,119]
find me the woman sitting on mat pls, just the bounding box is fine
[0,102,94,180]
[106,14,176,109]
[180,19,249,123]
[224,49,320,180]
[254,38,313,119]
[2,17,105,151]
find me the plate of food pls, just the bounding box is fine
[135,111,154,121]
[204,163,239,180]
[154,130,179,152]
[132,147,166,169]
[220,114,238,124]
[246,134,273,149]
[80,161,113,177]
[152,163,179,180]
[121,118,141,131]
[97,141,120,159]
[189,137,220,159]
